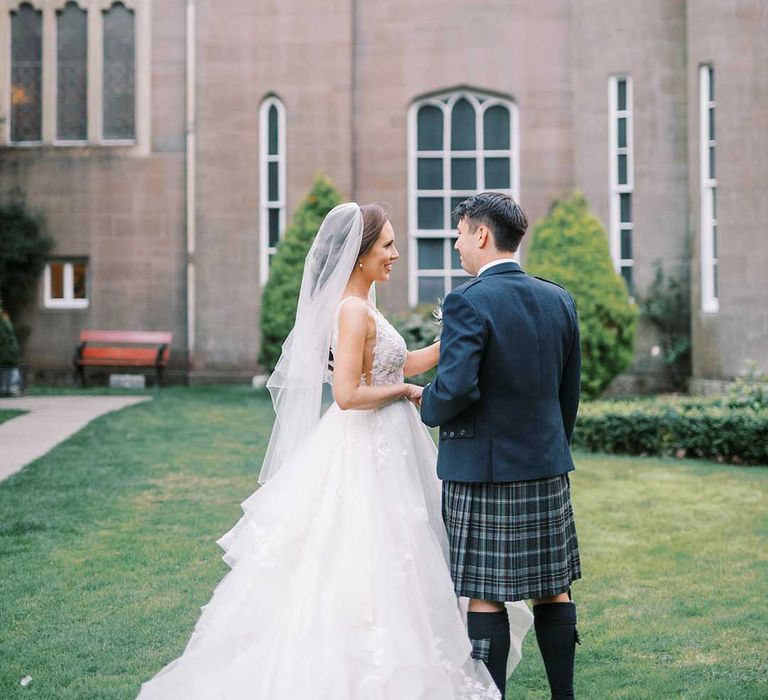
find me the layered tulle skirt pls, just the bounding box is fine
[137,398,531,699]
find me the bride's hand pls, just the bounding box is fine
[403,383,424,407]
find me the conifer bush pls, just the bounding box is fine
[0,202,53,323]
[526,192,638,399]
[258,175,343,372]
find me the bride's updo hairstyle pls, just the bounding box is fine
[358,204,390,259]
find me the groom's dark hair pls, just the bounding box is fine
[452,192,528,252]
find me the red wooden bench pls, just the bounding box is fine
[73,330,172,387]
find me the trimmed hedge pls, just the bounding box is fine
[574,398,768,465]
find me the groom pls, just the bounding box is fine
[419,192,582,699]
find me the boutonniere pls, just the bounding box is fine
[432,297,444,341]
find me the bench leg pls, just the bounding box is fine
[77,365,86,388]
[156,366,164,388]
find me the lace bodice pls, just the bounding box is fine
[331,298,407,386]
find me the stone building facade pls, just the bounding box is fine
[1,0,766,387]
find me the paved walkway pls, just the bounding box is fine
[0,396,152,483]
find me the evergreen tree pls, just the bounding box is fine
[526,192,638,399]
[258,175,343,372]
[0,202,54,324]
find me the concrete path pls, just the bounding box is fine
[0,396,152,483]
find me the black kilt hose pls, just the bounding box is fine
[442,474,581,602]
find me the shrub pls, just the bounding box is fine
[258,175,343,372]
[526,192,638,400]
[389,304,441,386]
[0,201,54,324]
[639,260,691,389]
[574,398,768,465]
[724,362,768,411]
[0,310,20,367]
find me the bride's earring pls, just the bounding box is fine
[358,261,363,270]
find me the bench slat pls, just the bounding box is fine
[79,330,172,344]
[78,347,166,366]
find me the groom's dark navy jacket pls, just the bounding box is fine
[420,261,581,483]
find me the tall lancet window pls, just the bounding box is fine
[608,75,634,293]
[10,2,43,143]
[700,65,718,313]
[56,2,88,141]
[259,96,286,284]
[408,90,519,306]
[102,1,135,141]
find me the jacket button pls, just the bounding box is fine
[449,431,455,437]
[459,429,466,436]
[441,431,447,438]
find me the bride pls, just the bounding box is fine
[137,203,531,699]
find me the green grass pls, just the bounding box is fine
[0,386,766,699]
[0,409,26,425]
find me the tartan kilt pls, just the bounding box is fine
[442,473,581,602]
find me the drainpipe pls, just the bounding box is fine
[185,0,196,377]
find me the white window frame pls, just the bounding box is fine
[407,89,520,307]
[699,64,718,313]
[259,95,286,285]
[1,0,151,153]
[43,259,89,309]
[607,75,634,291]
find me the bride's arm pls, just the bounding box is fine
[333,300,417,410]
[403,341,440,377]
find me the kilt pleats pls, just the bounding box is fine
[442,474,581,602]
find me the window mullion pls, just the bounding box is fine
[63,262,74,301]
[88,4,102,143]
[476,102,483,191]
[42,4,56,143]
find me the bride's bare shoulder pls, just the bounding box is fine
[337,297,374,335]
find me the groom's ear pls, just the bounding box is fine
[476,225,491,249]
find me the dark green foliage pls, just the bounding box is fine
[574,397,768,465]
[725,362,768,411]
[526,192,638,399]
[0,311,20,366]
[0,202,54,323]
[389,305,442,386]
[258,175,343,372]
[639,260,691,389]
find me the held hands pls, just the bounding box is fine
[403,383,424,408]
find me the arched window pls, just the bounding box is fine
[102,1,135,141]
[259,96,286,284]
[408,90,519,305]
[56,1,88,141]
[3,0,146,148]
[10,2,43,143]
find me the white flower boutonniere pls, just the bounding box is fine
[432,297,444,341]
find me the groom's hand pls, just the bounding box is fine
[404,383,424,408]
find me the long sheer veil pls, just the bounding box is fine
[258,203,364,484]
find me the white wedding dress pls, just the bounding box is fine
[137,302,531,699]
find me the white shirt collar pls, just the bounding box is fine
[476,257,518,277]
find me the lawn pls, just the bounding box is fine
[0,409,26,425]
[0,386,766,699]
